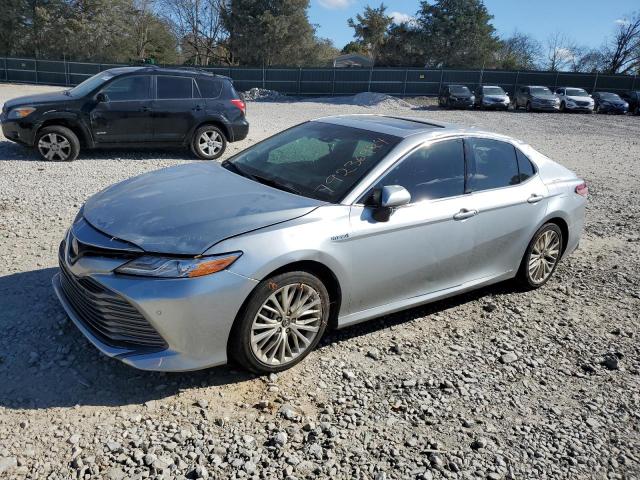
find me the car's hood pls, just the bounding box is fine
[567,96,592,102]
[3,90,71,110]
[83,162,324,255]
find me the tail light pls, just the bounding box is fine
[230,99,246,115]
[575,182,588,197]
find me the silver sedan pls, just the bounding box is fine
[53,115,587,373]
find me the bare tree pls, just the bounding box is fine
[544,32,577,71]
[162,0,227,65]
[601,13,640,74]
[495,31,541,70]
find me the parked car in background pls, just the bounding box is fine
[473,85,510,110]
[592,92,629,114]
[619,90,640,115]
[53,115,587,373]
[438,85,475,109]
[0,66,248,161]
[513,86,560,112]
[554,87,594,113]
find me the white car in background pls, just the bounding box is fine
[555,87,594,113]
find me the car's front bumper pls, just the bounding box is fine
[53,239,259,371]
[0,114,36,145]
[598,105,628,114]
[531,101,560,111]
[481,100,510,109]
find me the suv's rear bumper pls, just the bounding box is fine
[229,118,249,142]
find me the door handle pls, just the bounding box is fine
[141,106,151,112]
[527,194,545,204]
[453,208,478,220]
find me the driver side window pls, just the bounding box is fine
[101,76,151,101]
[373,139,465,203]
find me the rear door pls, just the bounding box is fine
[463,137,549,280]
[152,75,203,142]
[90,75,153,142]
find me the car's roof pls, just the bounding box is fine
[314,114,485,140]
[105,66,230,81]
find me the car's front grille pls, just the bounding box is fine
[576,101,590,106]
[58,246,167,351]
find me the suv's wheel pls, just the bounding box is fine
[560,101,566,112]
[36,125,80,161]
[525,101,532,112]
[230,271,330,373]
[517,223,563,289]
[191,125,227,160]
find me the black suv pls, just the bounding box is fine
[1,66,248,161]
[620,90,640,115]
[438,85,475,109]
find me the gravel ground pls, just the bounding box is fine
[0,83,639,480]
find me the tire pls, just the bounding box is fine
[229,271,330,373]
[525,101,532,112]
[35,125,80,161]
[517,223,563,289]
[191,125,227,160]
[596,105,601,114]
[560,101,566,112]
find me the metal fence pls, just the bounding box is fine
[1,57,638,96]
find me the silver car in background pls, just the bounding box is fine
[53,115,587,373]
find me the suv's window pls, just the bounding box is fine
[466,138,519,191]
[101,76,151,101]
[515,148,536,182]
[196,78,223,98]
[373,139,465,202]
[157,76,193,99]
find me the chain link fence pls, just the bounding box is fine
[1,57,638,96]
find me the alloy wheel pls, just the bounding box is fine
[528,230,561,284]
[250,283,323,367]
[198,130,223,157]
[38,133,71,160]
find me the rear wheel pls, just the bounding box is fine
[230,271,330,373]
[191,125,227,160]
[35,125,80,161]
[517,223,563,289]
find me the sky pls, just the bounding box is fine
[308,0,639,50]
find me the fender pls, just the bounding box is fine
[35,111,95,147]
[183,114,233,145]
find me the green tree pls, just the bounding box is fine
[415,0,500,68]
[377,22,424,66]
[347,4,392,62]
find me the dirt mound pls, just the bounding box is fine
[351,92,414,108]
[242,88,285,101]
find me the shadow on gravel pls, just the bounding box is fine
[0,140,193,162]
[0,266,521,410]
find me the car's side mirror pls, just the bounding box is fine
[368,185,411,222]
[96,92,109,103]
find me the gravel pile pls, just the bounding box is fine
[351,92,414,108]
[242,88,287,101]
[0,83,639,479]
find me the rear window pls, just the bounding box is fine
[157,76,193,99]
[465,138,520,192]
[516,148,536,182]
[196,78,223,98]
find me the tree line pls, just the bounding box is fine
[345,1,640,74]
[1,0,638,74]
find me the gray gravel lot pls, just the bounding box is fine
[0,83,639,479]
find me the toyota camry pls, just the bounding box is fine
[53,115,587,373]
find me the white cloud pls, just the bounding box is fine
[318,0,354,9]
[390,11,414,24]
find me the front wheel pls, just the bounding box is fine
[191,125,227,160]
[560,101,566,112]
[229,271,330,373]
[517,223,563,289]
[35,125,80,161]
[525,101,532,112]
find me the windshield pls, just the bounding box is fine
[530,87,552,95]
[222,122,401,203]
[450,86,471,95]
[482,86,505,95]
[566,88,588,97]
[68,72,115,97]
[599,92,621,100]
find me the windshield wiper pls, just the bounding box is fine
[222,161,302,196]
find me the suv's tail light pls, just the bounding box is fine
[230,99,246,115]
[575,182,588,197]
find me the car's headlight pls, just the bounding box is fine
[554,98,560,103]
[116,252,242,278]
[470,96,475,101]
[8,107,36,119]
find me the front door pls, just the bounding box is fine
[345,138,478,314]
[152,75,201,142]
[90,75,153,142]
[462,137,549,279]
